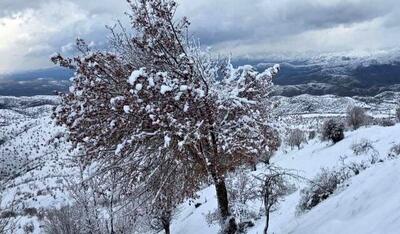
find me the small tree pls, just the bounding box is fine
[321,119,344,144]
[395,107,400,122]
[286,129,306,149]
[347,106,367,130]
[254,167,295,234]
[225,170,259,229]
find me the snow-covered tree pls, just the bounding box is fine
[51,0,279,231]
[346,106,367,130]
[321,119,344,144]
[286,128,306,149]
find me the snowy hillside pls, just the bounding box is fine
[0,93,399,233]
[172,125,400,234]
[0,96,73,233]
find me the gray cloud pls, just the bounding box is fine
[0,0,400,73]
[179,0,397,44]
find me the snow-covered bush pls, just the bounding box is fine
[22,222,35,233]
[351,139,375,156]
[297,168,344,213]
[297,161,374,214]
[286,129,307,149]
[346,106,368,130]
[0,210,15,232]
[44,206,85,234]
[388,143,400,159]
[44,172,143,234]
[375,118,395,127]
[321,119,344,144]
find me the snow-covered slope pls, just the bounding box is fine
[172,124,400,234]
[0,96,72,233]
[283,160,400,234]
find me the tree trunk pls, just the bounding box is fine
[264,209,270,234]
[207,130,237,233]
[164,225,170,234]
[212,173,237,234]
[214,177,230,219]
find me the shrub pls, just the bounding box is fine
[321,119,344,144]
[297,169,342,213]
[286,129,307,149]
[388,143,400,159]
[347,106,367,130]
[376,118,395,127]
[396,107,400,122]
[22,222,35,233]
[298,161,373,214]
[351,139,374,156]
[224,170,260,231]
[43,207,82,234]
[23,208,38,217]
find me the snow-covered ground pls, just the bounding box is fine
[0,94,399,233]
[173,124,400,234]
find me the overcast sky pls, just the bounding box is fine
[1,0,400,73]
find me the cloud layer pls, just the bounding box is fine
[1,0,400,72]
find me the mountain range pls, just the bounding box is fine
[1,50,400,97]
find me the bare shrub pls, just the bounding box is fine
[286,129,307,149]
[43,207,81,234]
[254,167,296,234]
[344,161,369,176]
[297,161,373,214]
[321,119,344,144]
[225,170,259,228]
[347,106,367,130]
[297,169,344,213]
[351,139,375,156]
[141,158,196,234]
[375,118,395,127]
